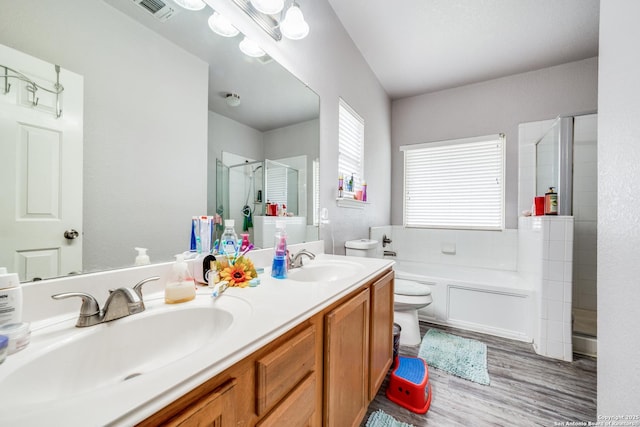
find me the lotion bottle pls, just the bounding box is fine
[165,254,196,304]
[0,268,22,326]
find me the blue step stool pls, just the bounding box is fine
[386,356,432,414]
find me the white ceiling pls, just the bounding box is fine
[327,0,600,99]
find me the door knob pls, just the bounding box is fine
[64,229,79,240]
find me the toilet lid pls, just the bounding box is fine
[395,279,432,296]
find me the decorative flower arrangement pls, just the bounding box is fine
[216,256,257,288]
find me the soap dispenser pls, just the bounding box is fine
[134,247,150,266]
[165,254,196,304]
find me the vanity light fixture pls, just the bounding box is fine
[239,36,266,58]
[230,0,310,42]
[250,0,284,15]
[225,93,241,107]
[280,2,309,40]
[208,11,240,37]
[172,0,206,11]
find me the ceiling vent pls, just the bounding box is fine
[132,0,178,22]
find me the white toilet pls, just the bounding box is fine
[345,239,433,347]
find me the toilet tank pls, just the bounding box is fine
[345,239,378,257]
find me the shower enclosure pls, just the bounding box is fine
[216,159,300,243]
[535,113,598,355]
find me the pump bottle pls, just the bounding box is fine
[165,254,196,304]
[271,221,288,279]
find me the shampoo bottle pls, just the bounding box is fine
[165,254,196,304]
[0,268,22,326]
[271,221,288,279]
[544,187,558,215]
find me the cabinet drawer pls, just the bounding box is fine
[257,373,316,427]
[256,324,316,416]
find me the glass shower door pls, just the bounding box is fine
[535,116,573,215]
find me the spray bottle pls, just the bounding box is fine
[271,221,288,279]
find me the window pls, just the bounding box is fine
[338,98,364,198]
[401,134,505,230]
[266,163,287,206]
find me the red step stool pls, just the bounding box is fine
[386,356,432,414]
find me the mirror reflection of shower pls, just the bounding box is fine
[217,152,308,247]
[228,160,265,243]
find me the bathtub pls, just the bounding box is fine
[392,260,534,342]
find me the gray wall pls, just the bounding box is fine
[0,0,208,271]
[209,0,392,254]
[391,57,598,228]
[598,0,640,414]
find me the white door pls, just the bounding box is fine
[0,44,83,281]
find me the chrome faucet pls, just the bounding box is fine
[289,249,316,269]
[52,276,159,327]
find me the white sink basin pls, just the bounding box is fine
[287,260,365,283]
[0,297,251,406]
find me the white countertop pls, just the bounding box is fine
[1,253,393,426]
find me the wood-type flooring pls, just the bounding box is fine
[362,322,597,427]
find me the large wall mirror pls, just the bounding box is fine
[0,0,320,282]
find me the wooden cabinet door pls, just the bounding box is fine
[172,379,236,427]
[369,271,394,400]
[324,288,370,427]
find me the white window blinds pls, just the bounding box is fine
[266,166,287,206]
[338,98,364,197]
[401,134,505,230]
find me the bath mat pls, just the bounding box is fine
[366,409,415,427]
[418,329,490,385]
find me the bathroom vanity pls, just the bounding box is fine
[1,248,394,426]
[139,269,394,427]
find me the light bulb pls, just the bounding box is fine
[239,37,266,58]
[208,11,239,37]
[280,4,309,40]
[172,0,206,11]
[250,0,284,15]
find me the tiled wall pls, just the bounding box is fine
[518,115,598,313]
[519,216,574,361]
[370,226,518,271]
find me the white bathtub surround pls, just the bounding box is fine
[370,226,518,270]
[371,220,574,362]
[394,260,532,342]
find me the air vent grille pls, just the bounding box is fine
[132,0,178,22]
[139,0,165,14]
